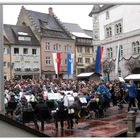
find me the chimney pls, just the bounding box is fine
[48,7,53,16]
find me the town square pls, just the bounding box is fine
[0,2,140,137]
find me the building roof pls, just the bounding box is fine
[22,7,72,39]
[4,24,40,46]
[89,4,115,16]
[63,22,92,39]
[84,29,93,38]
[26,9,63,32]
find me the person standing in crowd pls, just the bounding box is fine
[113,80,121,106]
[126,80,138,111]
[15,95,34,122]
[63,92,75,129]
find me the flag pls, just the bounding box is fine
[95,45,103,73]
[52,52,61,75]
[67,53,74,75]
[115,45,120,74]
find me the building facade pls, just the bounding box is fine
[17,6,75,79]
[89,5,140,80]
[3,34,11,80]
[4,24,41,80]
[63,23,93,75]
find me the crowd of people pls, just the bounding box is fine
[4,77,140,130]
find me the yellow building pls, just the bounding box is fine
[63,23,94,75]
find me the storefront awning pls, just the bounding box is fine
[125,74,140,80]
[77,72,94,77]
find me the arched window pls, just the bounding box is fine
[106,27,112,38]
[115,23,122,34]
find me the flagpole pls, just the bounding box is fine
[115,44,120,78]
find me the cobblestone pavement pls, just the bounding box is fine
[26,104,140,137]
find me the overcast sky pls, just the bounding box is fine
[3,5,93,30]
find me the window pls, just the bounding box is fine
[136,41,140,54]
[68,46,72,52]
[4,48,10,54]
[14,48,19,54]
[3,48,6,54]
[110,48,113,58]
[85,58,90,64]
[18,36,31,41]
[23,48,28,54]
[32,49,37,55]
[33,61,39,63]
[115,23,122,34]
[53,43,61,51]
[65,44,71,52]
[107,47,113,58]
[3,62,6,67]
[92,47,95,53]
[65,59,67,64]
[25,61,30,63]
[132,41,140,54]
[59,44,62,51]
[106,11,110,19]
[77,47,82,53]
[85,47,90,53]
[78,58,83,64]
[109,27,112,36]
[120,45,123,57]
[3,62,10,68]
[132,42,136,54]
[46,57,51,65]
[45,42,50,50]
[105,26,112,38]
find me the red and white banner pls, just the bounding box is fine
[52,52,61,75]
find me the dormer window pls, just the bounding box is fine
[18,32,31,41]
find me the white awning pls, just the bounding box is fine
[77,72,94,77]
[124,74,140,80]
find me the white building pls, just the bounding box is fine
[89,5,140,80]
[4,24,41,80]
